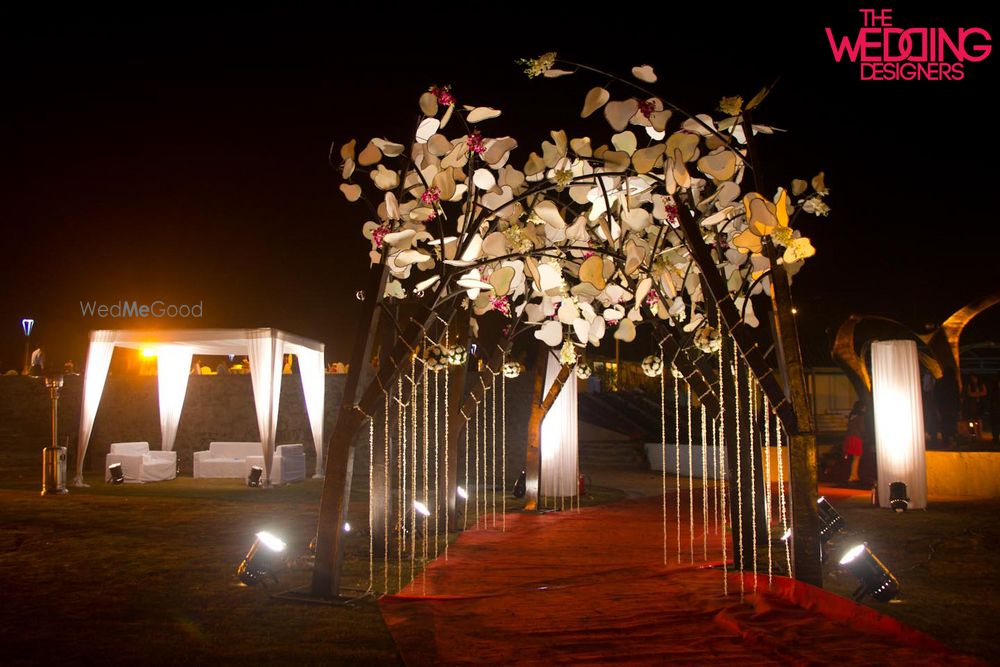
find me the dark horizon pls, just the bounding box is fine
[2,6,997,370]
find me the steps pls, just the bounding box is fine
[578,439,646,471]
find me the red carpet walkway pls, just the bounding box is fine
[379,494,979,665]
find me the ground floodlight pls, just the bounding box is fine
[889,482,909,512]
[414,500,431,516]
[456,486,468,500]
[247,466,263,487]
[817,496,845,543]
[108,462,125,485]
[237,531,287,586]
[839,543,900,603]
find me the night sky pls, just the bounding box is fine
[1,6,997,370]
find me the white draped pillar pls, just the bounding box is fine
[872,340,928,509]
[74,331,118,486]
[297,348,326,477]
[540,355,579,497]
[156,346,193,452]
[248,330,283,483]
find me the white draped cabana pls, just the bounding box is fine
[540,354,579,498]
[74,328,326,486]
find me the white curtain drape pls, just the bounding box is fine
[872,340,928,509]
[297,348,326,476]
[156,346,193,452]
[540,354,579,497]
[248,331,283,482]
[74,331,118,486]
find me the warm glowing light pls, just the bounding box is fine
[816,496,825,504]
[456,485,468,499]
[343,522,351,532]
[256,531,286,552]
[781,528,792,542]
[414,500,431,516]
[141,348,157,358]
[839,543,866,565]
[791,307,798,315]
[21,318,34,337]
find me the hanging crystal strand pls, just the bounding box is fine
[491,370,497,528]
[747,364,758,594]
[763,391,774,588]
[411,357,418,583]
[444,348,450,559]
[384,391,390,594]
[481,390,488,524]
[717,335,728,596]
[368,414,374,593]
[397,377,404,592]
[433,370,440,559]
[733,342,745,602]
[776,414,792,576]
[687,384,694,563]
[674,373,681,564]
[713,418,719,535]
[474,398,480,528]
[462,410,470,532]
[701,403,708,562]
[502,352,507,531]
[422,365,429,565]
[660,343,667,566]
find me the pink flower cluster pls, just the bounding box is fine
[467,129,486,155]
[638,99,655,119]
[645,289,659,305]
[421,187,441,204]
[490,295,511,317]
[372,224,389,249]
[430,85,455,106]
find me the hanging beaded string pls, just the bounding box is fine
[443,334,450,558]
[713,417,719,535]
[660,342,667,566]
[701,402,709,561]
[433,369,440,559]
[501,350,507,531]
[687,383,695,563]
[410,356,417,582]
[383,391,390,594]
[717,323,728,596]
[674,370,681,564]
[473,396,480,528]
[733,340,745,602]
[422,364,430,565]
[396,376,405,592]
[775,410,792,576]
[461,407,470,532]
[762,385,774,588]
[491,369,497,527]
[747,365,758,594]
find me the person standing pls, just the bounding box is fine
[935,373,960,447]
[843,400,866,485]
[29,345,45,375]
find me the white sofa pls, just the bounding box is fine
[193,441,262,479]
[105,442,177,483]
[245,444,307,485]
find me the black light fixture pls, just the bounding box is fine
[839,543,901,602]
[817,496,845,543]
[889,482,909,512]
[512,469,527,498]
[236,531,287,586]
[247,466,263,488]
[108,462,125,485]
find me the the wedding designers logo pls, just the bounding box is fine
[80,300,204,318]
[825,9,991,80]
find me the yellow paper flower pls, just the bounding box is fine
[718,95,744,116]
[782,237,816,264]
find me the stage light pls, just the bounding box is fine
[889,482,910,512]
[108,462,125,485]
[237,531,287,586]
[513,469,527,498]
[140,348,157,358]
[839,543,901,603]
[456,486,468,500]
[247,466,263,487]
[414,500,431,516]
[817,496,845,543]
